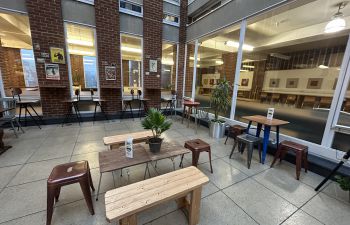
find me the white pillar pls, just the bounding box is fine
[191,40,199,100]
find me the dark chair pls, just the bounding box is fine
[285,95,297,105]
[90,89,108,122]
[181,139,213,173]
[121,90,136,120]
[0,98,25,137]
[271,140,308,180]
[230,134,262,169]
[46,161,95,225]
[225,125,246,145]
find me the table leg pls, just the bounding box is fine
[28,104,44,124]
[276,126,280,149]
[93,102,98,122]
[99,102,109,120]
[262,125,271,164]
[256,123,262,137]
[129,102,134,121]
[25,105,41,129]
[182,106,186,123]
[95,173,102,201]
[189,187,202,225]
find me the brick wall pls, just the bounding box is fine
[184,44,194,97]
[95,0,122,114]
[26,0,71,118]
[175,0,188,100]
[222,52,237,85]
[143,0,163,108]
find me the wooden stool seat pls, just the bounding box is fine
[271,140,308,180]
[225,125,246,144]
[183,139,213,173]
[46,161,95,225]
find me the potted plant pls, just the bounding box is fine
[141,108,172,153]
[209,79,231,138]
[335,175,350,202]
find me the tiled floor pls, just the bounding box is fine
[0,116,349,225]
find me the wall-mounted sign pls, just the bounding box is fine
[37,58,45,63]
[267,108,274,120]
[50,47,65,64]
[41,52,50,58]
[105,66,116,80]
[45,64,60,80]
[34,43,40,50]
[149,59,157,73]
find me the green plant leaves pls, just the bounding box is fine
[141,108,172,138]
[335,175,350,191]
[210,79,231,120]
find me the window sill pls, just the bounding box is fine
[119,8,143,18]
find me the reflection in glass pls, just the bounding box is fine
[121,34,142,96]
[161,42,177,98]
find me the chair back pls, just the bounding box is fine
[137,90,142,99]
[0,98,17,119]
[74,89,80,101]
[90,89,95,100]
[11,87,22,101]
[130,89,135,99]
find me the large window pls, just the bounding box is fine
[0,12,39,99]
[119,0,143,17]
[161,42,177,98]
[121,34,143,97]
[65,23,98,98]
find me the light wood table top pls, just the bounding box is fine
[242,115,289,126]
[103,130,153,149]
[99,142,190,173]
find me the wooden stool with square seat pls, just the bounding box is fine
[270,140,308,180]
[181,139,213,173]
[46,161,95,225]
[225,125,246,144]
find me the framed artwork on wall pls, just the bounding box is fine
[50,47,65,64]
[105,66,116,80]
[45,64,60,80]
[286,78,298,88]
[269,78,280,88]
[307,78,323,89]
[241,79,249,87]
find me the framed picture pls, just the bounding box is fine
[149,59,157,72]
[203,79,208,85]
[45,64,60,80]
[50,47,65,64]
[307,78,323,89]
[105,66,116,80]
[241,79,249,87]
[286,78,298,88]
[269,78,280,88]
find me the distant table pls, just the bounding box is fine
[242,115,289,164]
[17,99,43,129]
[182,101,200,124]
[0,107,12,154]
[96,142,191,200]
[103,130,153,150]
[61,99,82,126]
[92,98,108,122]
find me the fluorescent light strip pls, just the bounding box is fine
[225,41,254,51]
[69,49,95,55]
[242,65,255,68]
[121,46,142,53]
[190,56,200,61]
[67,39,94,47]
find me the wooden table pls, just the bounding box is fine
[96,142,191,200]
[103,130,153,149]
[242,115,289,164]
[0,107,13,155]
[182,100,200,124]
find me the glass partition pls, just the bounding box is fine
[0,12,40,99]
[66,23,98,98]
[121,34,143,97]
[232,0,349,144]
[161,42,177,98]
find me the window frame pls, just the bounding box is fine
[164,0,180,6]
[119,0,143,18]
[163,12,180,27]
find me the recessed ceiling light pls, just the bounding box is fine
[318,65,329,69]
[225,41,254,51]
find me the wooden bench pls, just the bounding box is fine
[103,130,153,149]
[105,166,209,225]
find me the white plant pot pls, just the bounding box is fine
[209,121,226,138]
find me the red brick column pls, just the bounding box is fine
[222,52,237,85]
[26,0,71,117]
[95,0,122,114]
[143,0,163,108]
[176,0,188,100]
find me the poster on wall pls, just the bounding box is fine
[105,66,116,80]
[307,78,322,89]
[269,78,280,88]
[50,47,65,64]
[241,79,249,87]
[45,64,60,80]
[149,59,157,72]
[286,78,299,88]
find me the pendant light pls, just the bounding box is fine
[325,2,347,33]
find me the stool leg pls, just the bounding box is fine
[295,151,302,180]
[208,149,213,173]
[96,173,102,201]
[225,131,230,145]
[79,178,95,215]
[54,187,61,202]
[88,170,95,191]
[304,151,309,172]
[192,151,200,167]
[229,140,237,159]
[46,186,56,225]
[258,143,262,163]
[179,154,184,168]
[271,145,283,168]
[247,144,254,169]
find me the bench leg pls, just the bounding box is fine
[189,187,202,225]
[119,214,137,225]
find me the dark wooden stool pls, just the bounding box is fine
[225,125,246,144]
[231,134,262,169]
[182,139,213,173]
[270,140,308,180]
[47,161,95,225]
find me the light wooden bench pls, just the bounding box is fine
[105,166,209,225]
[103,130,153,149]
